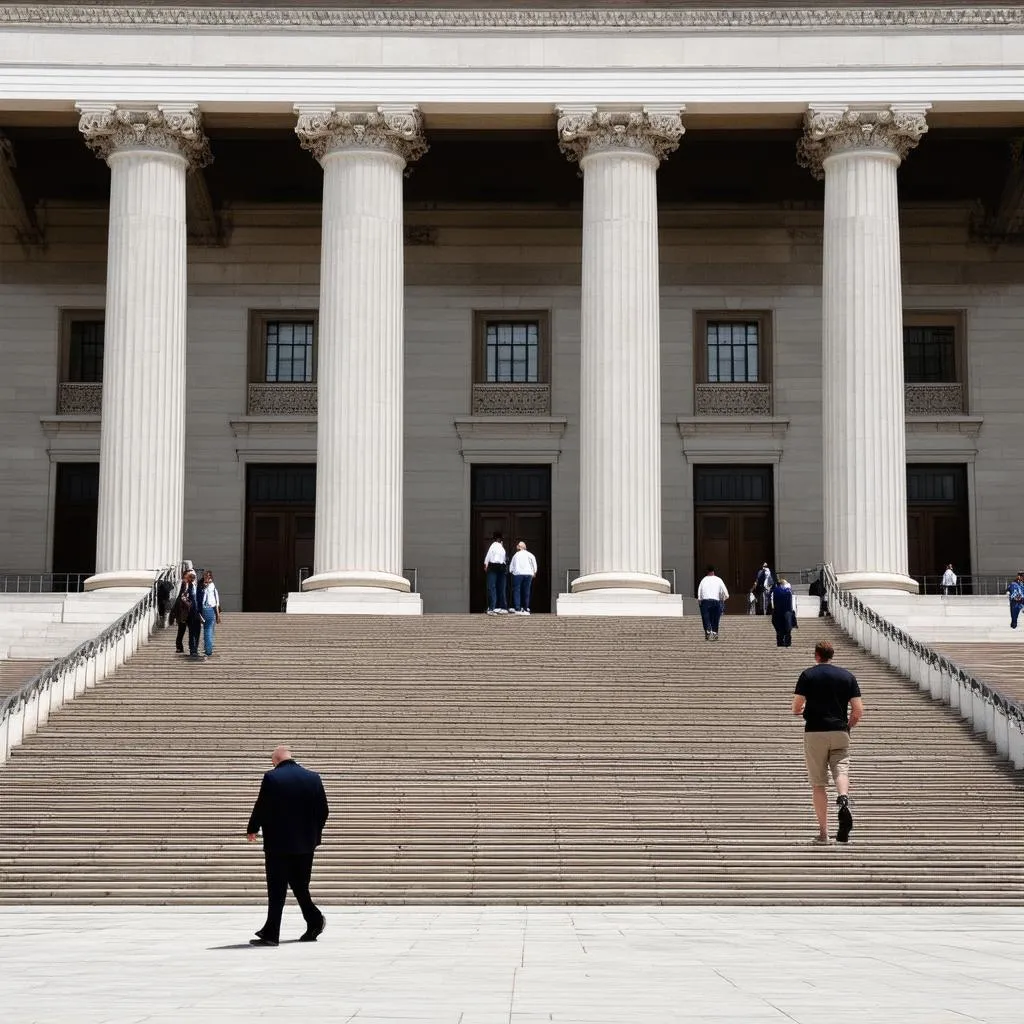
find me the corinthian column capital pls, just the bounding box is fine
[797,104,929,179]
[557,105,685,165]
[76,103,212,170]
[294,105,428,168]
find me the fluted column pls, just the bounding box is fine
[556,107,683,616]
[291,105,425,613]
[78,104,210,590]
[799,105,928,593]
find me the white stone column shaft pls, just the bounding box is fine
[78,104,210,589]
[292,106,426,613]
[557,107,684,616]
[800,105,928,593]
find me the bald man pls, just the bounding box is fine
[246,745,329,946]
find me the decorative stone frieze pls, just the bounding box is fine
[471,383,551,417]
[904,382,965,416]
[294,106,428,167]
[57,382,102,416]
[557,107,685,165]
[3,8,1022,30]
[77,104,211,170]
[247,383,317,416]
[797,105,929,179]
[695,383,772,417]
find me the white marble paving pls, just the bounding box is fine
[0,907,1021,1024]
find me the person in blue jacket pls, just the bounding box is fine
[1007,571,1024,629]
[771,578,796,647]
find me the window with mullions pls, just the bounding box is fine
[68,320,104,383]
[485,321,540,383]
[903,325,957,384]
[265,321,314,383]
[706,321,760,383]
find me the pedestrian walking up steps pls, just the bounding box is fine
[1,614,1022,906]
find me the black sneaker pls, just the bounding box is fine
[836,797,853,843]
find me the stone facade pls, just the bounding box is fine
[2,199,1021,611]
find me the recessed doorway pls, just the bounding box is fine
[243,464,315,611]
[52,462,98,587]
[469,465,551,613]
[907,464,971,592]
[693,465,775,614]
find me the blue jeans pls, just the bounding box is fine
[1012,600,1023,629]
[699,599,723,635]
[486,565,507,611]
[511,574,533,611]
[201,605,217,655]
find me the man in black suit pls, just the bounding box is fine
[246,745,329,946]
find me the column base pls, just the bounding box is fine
[836,571,919,594]
[286,587,423,615]
[301,569,411,593]
[570,571,671,594]
[85,570,160,591]
[557,589,683,618]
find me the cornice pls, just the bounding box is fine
[0,6,1022,31]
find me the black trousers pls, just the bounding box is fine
[175,620,187,651]
[260,851,322,942]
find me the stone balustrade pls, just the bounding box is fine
[471,383,551,416]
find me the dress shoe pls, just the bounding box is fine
[298,914,326,942]
[249,937,278,947]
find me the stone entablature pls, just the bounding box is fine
[1,6,1021,30]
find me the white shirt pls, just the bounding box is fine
[202,582,220,609]
[697,575,729,601]
[484,542,506,567]
[942,569,957,587]
[510,550,538,576]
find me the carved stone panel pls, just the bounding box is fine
[904,383,965,416]
[247,383,317,416]
[472,383,551,417]
[57,382,102,415]
[695,383,772,417]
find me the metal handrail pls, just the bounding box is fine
[0,573,90,594]
[563,568,677,594]
[909,573,1016,596]
[822,562,1024,730]
[1,565,179,762]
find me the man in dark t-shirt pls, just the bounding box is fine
[792,640,864,844]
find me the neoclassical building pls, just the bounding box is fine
[1,2,1022,614]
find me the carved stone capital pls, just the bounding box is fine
[294,105,428,168]
[557,106,685,165]
[797,105,929,179]
[76,103,212,171]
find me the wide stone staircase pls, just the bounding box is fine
[0,614,1021,905]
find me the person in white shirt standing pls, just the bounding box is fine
[483,532,509,615]
[509,541,539,615]
[696,566,730,641]
[941,563,957,596]
[200,568,222,658]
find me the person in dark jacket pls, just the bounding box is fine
[771,579,795,647]
[247,745,329,946]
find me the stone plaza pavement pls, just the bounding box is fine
[0,907,1021,1024]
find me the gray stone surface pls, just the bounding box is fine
[1,906,1022,1023]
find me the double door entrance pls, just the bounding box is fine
[469,465,551,614]
[693,466,775,614]
[907,464,971,590]
[243,465,315,611]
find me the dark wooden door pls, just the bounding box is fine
[907,465,971,592]
[52,462,99,588]
[470,466,551,613]
[693,466,774,614]
[243,465,316,611]
[695,508,773,613]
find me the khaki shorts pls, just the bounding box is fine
[803,730,851,787]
